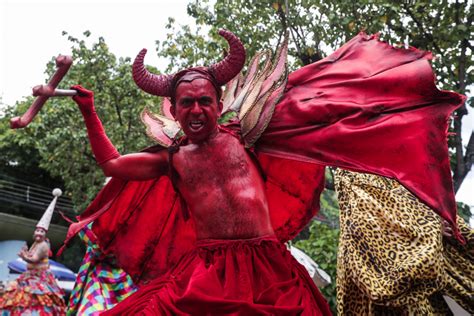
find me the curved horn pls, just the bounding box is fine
[132,49,173,96]
[209,29,246,85]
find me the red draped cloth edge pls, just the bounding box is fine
[257,33,465,242]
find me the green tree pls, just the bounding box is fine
[1,99,74,227]
[0,104,65,190]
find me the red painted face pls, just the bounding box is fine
[172,78,223,143]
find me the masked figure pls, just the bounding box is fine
[62,30,467,315]
[0,189,66,316]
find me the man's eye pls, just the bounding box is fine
[200,98,212,105]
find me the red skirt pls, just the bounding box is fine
[103,236,331,315]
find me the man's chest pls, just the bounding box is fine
[173,134,251,186]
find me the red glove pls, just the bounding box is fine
[71,85,95,116]
[71,85,120,165]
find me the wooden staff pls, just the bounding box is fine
[10,55,77,129]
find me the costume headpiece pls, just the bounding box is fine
[36,188,62,231]
[132,29,246,97]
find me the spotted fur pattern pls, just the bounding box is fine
[334,169,473,315]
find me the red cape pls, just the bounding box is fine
[258,33,464,241]
[61,33,465,284]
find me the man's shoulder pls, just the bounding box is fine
[216,129,244,147]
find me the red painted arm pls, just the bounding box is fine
[101,151,169,180]
[71,85,169,180]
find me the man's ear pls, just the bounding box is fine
[170,105,176,119]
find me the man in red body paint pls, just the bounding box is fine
[67,28,467,314]
[96,78,274,241]
[71,30,332,315]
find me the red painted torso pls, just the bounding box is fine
[173,131,274,240]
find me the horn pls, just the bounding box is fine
[132,48,173,96]
[209,29,246,85]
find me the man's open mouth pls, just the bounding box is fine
[189,120,204,131]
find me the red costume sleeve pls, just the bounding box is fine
[71,85,120,165]
[256,33,465,242]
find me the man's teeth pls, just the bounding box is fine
[190,121,203,127]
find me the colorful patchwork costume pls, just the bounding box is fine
[0,190,66,315]
[0,264,66,316]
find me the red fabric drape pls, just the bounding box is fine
[257,33,465,241]
[102,237,331,315]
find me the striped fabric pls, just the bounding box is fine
[67,224,137,315]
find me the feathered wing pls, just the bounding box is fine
[222,35,289,148]
[141,98,181,147]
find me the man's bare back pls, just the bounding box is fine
[174,131,274,239]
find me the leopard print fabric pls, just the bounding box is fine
[334,169,473,315]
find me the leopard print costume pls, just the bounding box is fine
[334,169,473,315]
